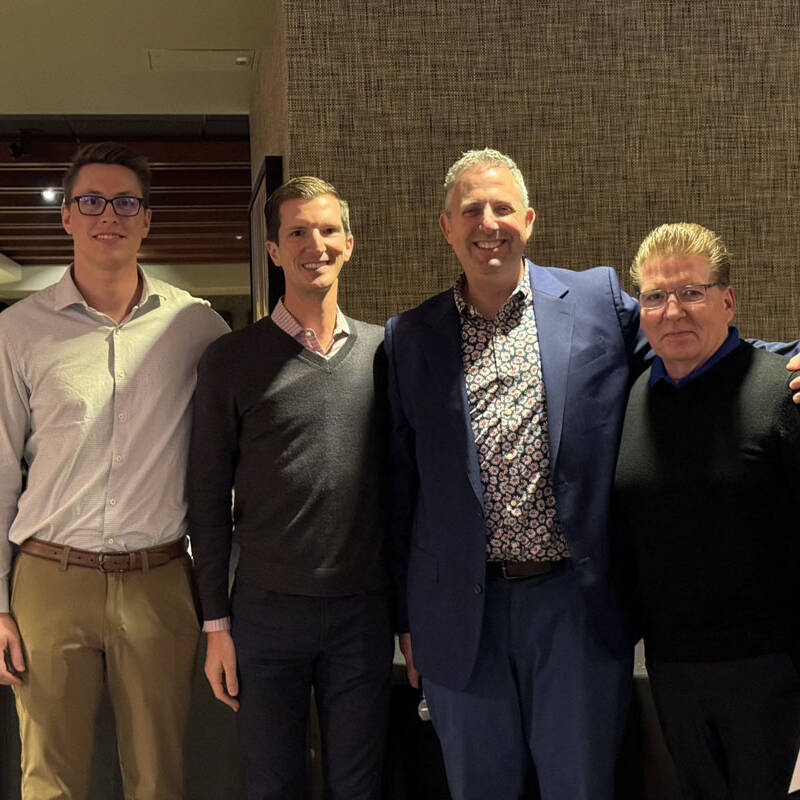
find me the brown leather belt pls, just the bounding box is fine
[18,537,188,572]
[486,559,564,580]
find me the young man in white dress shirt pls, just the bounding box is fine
[0,142,228,800]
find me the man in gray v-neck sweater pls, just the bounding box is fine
[188,177,392,800]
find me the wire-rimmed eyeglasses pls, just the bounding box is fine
[638,282,721,310]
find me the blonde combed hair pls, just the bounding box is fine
[630,222,731,287]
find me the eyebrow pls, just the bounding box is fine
[73,190,140,197]
[284,222,342,232]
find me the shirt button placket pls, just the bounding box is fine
[105,326,127,541]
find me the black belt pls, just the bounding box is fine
[486,559,564,580]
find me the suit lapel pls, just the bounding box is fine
[530,263,574,472]
[421,294,485,508]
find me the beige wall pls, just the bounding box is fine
[250,0,289,181]
[255,1,800,340]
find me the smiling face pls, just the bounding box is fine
[439,165,535,288]
[61,163,151,277]
[639,253,736,380]
[266,194,354,302]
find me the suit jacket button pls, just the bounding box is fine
[473,583,483,594]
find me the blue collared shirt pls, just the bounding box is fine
[649,326,741,389]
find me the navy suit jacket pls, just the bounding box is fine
[385,261,650,690]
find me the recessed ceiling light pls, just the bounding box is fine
[41,188,58,202]
[234,234,244,240]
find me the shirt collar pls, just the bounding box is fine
[649,326,741,389]
[453,260,532,318]
[53,265,164,314]
[271,298,350,340]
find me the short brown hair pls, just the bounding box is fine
[265,176,350,243]
[62,142,151,207]
[630,222,731,287]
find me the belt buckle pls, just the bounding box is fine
[501,562,521,581]
[97,553,122,573]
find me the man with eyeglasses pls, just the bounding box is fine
[615,222,800,800]
[0,141,228,799]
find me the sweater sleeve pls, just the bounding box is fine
[188,338,239,621]
[776,376,800,505]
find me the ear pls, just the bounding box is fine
[61,203,73,236]
[439,212,452,244]
[142,207,152,236]
[342,233,354,262]
[265,240,281,266]
[723,285,736,321]
[524,207,535,235]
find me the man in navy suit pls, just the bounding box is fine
[384,148,800,800]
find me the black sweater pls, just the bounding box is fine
[188,317,389,621]
[614,343,800,662]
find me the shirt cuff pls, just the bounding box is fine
[203,617,231,632]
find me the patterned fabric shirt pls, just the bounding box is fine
[454,267,570,562]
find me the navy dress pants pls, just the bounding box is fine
[232,581,394,800]
[423,566,632,800]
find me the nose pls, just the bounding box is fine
[663,293,686,320]
[99,200,118,222]
[310,229,326,253]
[479,204,499,230]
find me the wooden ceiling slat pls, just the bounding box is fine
[0,168,251,191]
[0,209,249,224]
[0,138,250,165]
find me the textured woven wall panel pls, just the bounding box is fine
[283,1,800,340]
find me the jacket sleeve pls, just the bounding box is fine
[384,317,418,633]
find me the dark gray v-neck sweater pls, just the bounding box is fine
[188,316,389,620]
[615,343,800,662]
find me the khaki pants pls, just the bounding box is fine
[10,551,200,800]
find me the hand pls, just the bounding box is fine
[0,612,24,685]
[204,630,239,711]
[788,354,800,404]
[398,632,420,689]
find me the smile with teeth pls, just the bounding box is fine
[94,234,125,239]
[474,240,503,249]
[302,261,329,269]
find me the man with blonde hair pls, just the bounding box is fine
[616,222,800,799]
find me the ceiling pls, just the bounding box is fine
[0,0,276,296]
[1,0,274,115]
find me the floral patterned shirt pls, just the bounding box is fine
[454,267,570,562]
